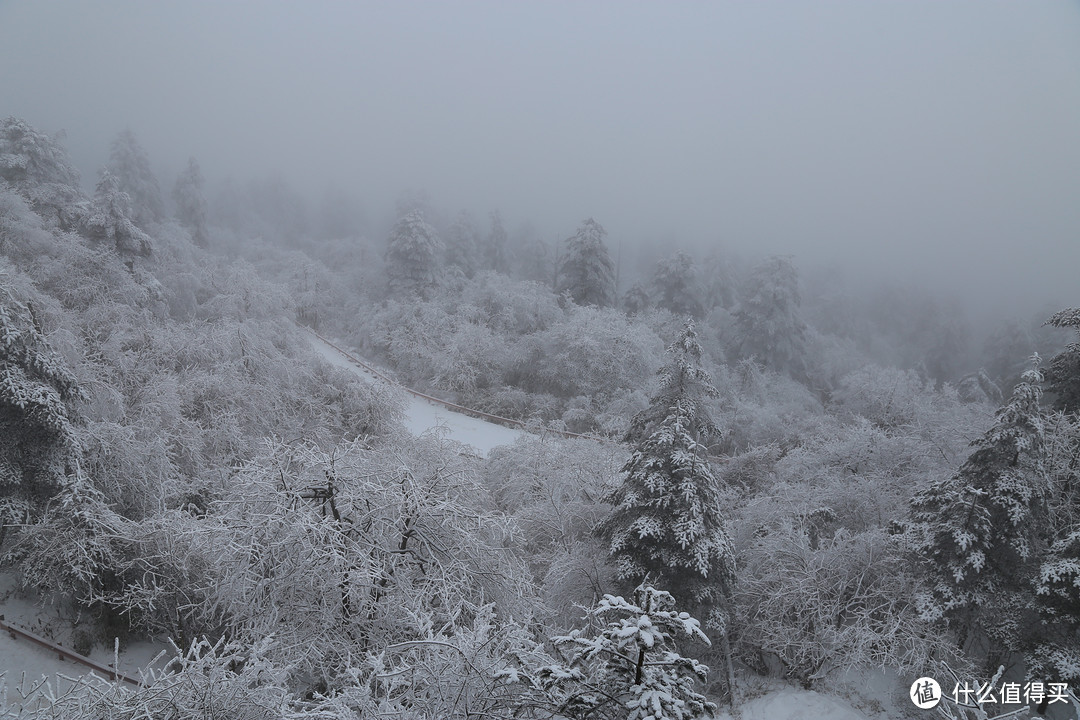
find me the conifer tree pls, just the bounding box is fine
[909,359,1048,650]
[384,209,443,298]
[503,585,716,720]
[600,319,733,609]
[1044,307,1080,413]
[598,318,737,699]
[444,210,480,278]
[0,279,84,540]
[652,251,703,319]
[85,170,153,257]
[732,255,806,372]
[173,156,208,248]
[108,129,163,226]
[0,116,85,229]
[556,218,616,307]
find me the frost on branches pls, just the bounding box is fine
[909,359,1048,645]
[556,218,616,308]
[501,584,716,720]
[0,276,84,540]
[1044,307,1080,413]
[0,116,86,231]
[384,209,443,299]
[85,170,153,257]
[601,319,733,612]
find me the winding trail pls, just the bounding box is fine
[302,327,611,456]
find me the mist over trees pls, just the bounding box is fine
[0,105,1078,717]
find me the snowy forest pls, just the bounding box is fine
[2,3,1080,720]
[0,113,1078,719]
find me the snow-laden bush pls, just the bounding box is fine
[500,585,716,720]
[98,435,533,693]
[733,517,959,688]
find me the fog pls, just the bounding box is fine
[2,1,1078,318]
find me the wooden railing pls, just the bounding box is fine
[0,616,141,687]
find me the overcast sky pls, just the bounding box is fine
[1,1,1078,316]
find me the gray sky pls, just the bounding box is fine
[1,1,1078,316]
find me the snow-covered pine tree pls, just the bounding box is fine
[173,156,208,248]
[652,251,704,319]
[0,116,86,230]
[731,255,806,373]
[556,218,616,307]
[0,277,84,541]
[909,358,1048,650]
[85,170,153,257]
[503,585,716,720]
[1044,307,1080,413]
[1030,527,1080,695]
[384,209,443,298]
[483,210,509,275]
[623,318,720,447]
[622,283,651,316]
[107,129,163,226]
[444,210,480,278]
[598,319,736,702]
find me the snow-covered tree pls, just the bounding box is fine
[598,320,736,700]
[444,209,480,277]
[85,169,153,256]
[1044,307,1080,413]
[384,209,442,298]
[503,585,716,720]
[652,251,703,319]
[909,360,1048,650]
[0,274,84,537]
[0,116,86,229]
[1029,527,1080,694]
[732,255,806,372]
[556,218,616,307]
[483,209,509,274]
[622,283,651,316]
[107,129,163,226]
[982,316,1036,389]
[624,318,720,446]
[173,156,208,248]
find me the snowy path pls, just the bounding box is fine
[305,330,526,456]
[0,574,166,705]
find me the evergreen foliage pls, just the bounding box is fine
[732,255,806,372]
[0,276,83,533]
[1044,307,1080,413]
[600,320,734,611]
[85,170,153,256]
[0,116,85,229]
[173,156,208,248]
[384,209,443,298]
[556,218,616,307]
[107,129,163,226]
[444,209,480,277]
[909,360,1048,647]
[652,251,703,319]
[503,585,716,720]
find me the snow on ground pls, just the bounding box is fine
[0,572,171,705]
[305,331,524,456]
[732,687,877,720]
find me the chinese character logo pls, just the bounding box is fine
[911,677,942,709]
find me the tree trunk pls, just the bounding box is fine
[720,629,737,705]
